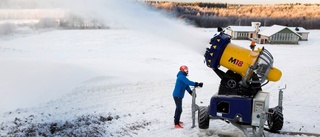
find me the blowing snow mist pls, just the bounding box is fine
[0,0,214,112]
[1,0,211,54]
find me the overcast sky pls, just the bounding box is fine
[147,0,320,4]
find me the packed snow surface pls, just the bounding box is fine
[1,0,320,136]
[1,28,320,137]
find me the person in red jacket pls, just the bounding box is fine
[172,65,203,128]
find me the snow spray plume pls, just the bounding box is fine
[59,0,209,55]
[1,0,210,55]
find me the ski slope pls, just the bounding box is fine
[1,0,320,136]
[0,28,320,137]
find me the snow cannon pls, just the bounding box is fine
[197,32,286,136]
[205,33,282,85]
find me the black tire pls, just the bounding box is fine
[268,107,284,131]
[198,106,210,129]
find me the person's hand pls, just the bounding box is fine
[195,82,203,88]
[198,82,203,87]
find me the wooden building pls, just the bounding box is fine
[225,22,309,44]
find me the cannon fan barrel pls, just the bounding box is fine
[205,33,282,83]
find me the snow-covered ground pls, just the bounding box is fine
[1,29,320,137]
[1,0,320,137]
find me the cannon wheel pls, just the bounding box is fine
[267,107,284,131]
[198,106,210,129]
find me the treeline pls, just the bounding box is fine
[146,1,320,29]
[170,2,227,8]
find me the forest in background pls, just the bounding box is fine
[146,1,320,29]
[1,0,319,30]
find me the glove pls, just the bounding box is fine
[198,82,203,87]
[195,82,203,88]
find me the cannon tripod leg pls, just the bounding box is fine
[191,87,199,128]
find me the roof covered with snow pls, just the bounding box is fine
[227,24,309,37]
[226,26,255,32]
[288,27,309,33]
[258,25,301,37]
[258,25,286,37]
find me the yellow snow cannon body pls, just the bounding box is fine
[204,33,281,85]
[220,43,282,82]
[198,32,285,136]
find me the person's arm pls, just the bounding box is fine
[179,75,195,95]
[186,86,192,93]
[179,75,195,86]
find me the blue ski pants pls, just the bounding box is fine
[173,97,183,125]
